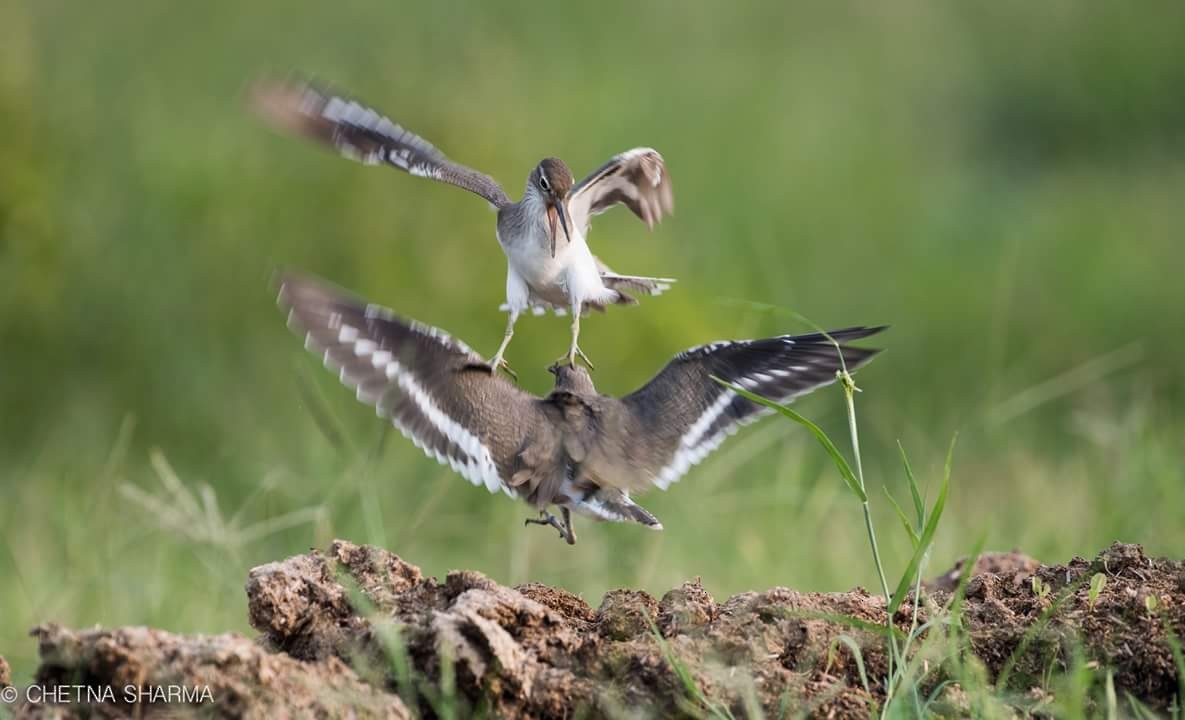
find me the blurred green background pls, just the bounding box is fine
[2,0,1183,681]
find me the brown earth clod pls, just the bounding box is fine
[16,623,409,719]
[13,541,1185,719]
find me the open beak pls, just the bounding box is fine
[546,198,572,258]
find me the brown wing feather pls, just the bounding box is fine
[589,327,886,492]
[252,80,511,208]
[277,272,548,494]
[568,148,674,236]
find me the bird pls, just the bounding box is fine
[278,272,885,544]
[251,79,675,376]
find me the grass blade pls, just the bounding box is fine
[1124,693,1160,720]
[714,378,866,502]
[888,433,957,615]
[896,440,925,529]
[883,488,920,548]
[828,634,872,697]
[1162,622,1185,712]
[649,618,736,720]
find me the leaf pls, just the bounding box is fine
[714,377,866,502]
[896,440,925,529]
[1089,572,1107,609]
[884,488,920,548]
[1031,576,1046,598]
[888,433,957,616]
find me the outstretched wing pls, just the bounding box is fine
[611,327,886,491]
[567,148,674,236]
[278,272,546,494]
[252,80,512,208]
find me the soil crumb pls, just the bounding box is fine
[11,540,1184,718]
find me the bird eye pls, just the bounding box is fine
[539,175,550,191]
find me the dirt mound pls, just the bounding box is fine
[9,541,1184,718]
[17,624,409,719]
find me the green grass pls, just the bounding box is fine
[2,1,1185,713]
[721,339,954,716]
[712,362,1179,716]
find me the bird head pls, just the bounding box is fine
[547,362,596,396]
[532,158,574,257]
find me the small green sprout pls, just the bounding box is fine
[1089,573,1107,610]
[1031,576,1051,600]
[1145,595,1160,614]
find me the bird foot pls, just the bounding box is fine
[553,346,595,371]
[524,510,576,545]
[468,356,518,382]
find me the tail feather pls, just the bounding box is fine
[600,272,676,299]
[497,271,676,315]
[593,255,675,299]
[569,490,663,529]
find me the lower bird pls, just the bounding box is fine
[253,80,675,375]
[279,273,885,544]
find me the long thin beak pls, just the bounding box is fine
[548,198,571,258]
[555,199,571,245]
[547,205,557,258]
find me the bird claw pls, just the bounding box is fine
[575,346,595,370]
[553,346,595,371]
[469,357,518,382]
[524,510,576,545]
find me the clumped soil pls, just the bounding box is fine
[10,541,1184,718]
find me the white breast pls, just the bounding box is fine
[504,223,606,304]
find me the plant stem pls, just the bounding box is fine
[840,373,902,714]
[842,376,893,608]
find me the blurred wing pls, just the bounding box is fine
[278,272,543,494]
[617,327,886,490]
[567,148,674,236]
[252,80,511,208]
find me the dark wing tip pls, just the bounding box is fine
[788,325,889,345]
[780,325,889,370]
[274,268,360,311]
[830,324,889,338]
[249,78,315,131]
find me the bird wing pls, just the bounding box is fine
[278,272,548,495]
[252,80,512,208]
[601,327,886,491]
[567,148,674,237]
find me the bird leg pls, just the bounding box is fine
[480,311,519,380]
[524,508,576,545]
[561,507,576,544]
[555,303,595,369]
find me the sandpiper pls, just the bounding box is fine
[253,80,675,376]
[279,272,884,544]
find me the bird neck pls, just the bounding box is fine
[546,391,594,419]
[517,186,548,219]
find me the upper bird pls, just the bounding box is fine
[251,79,675,376]
[279,272,885,544]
